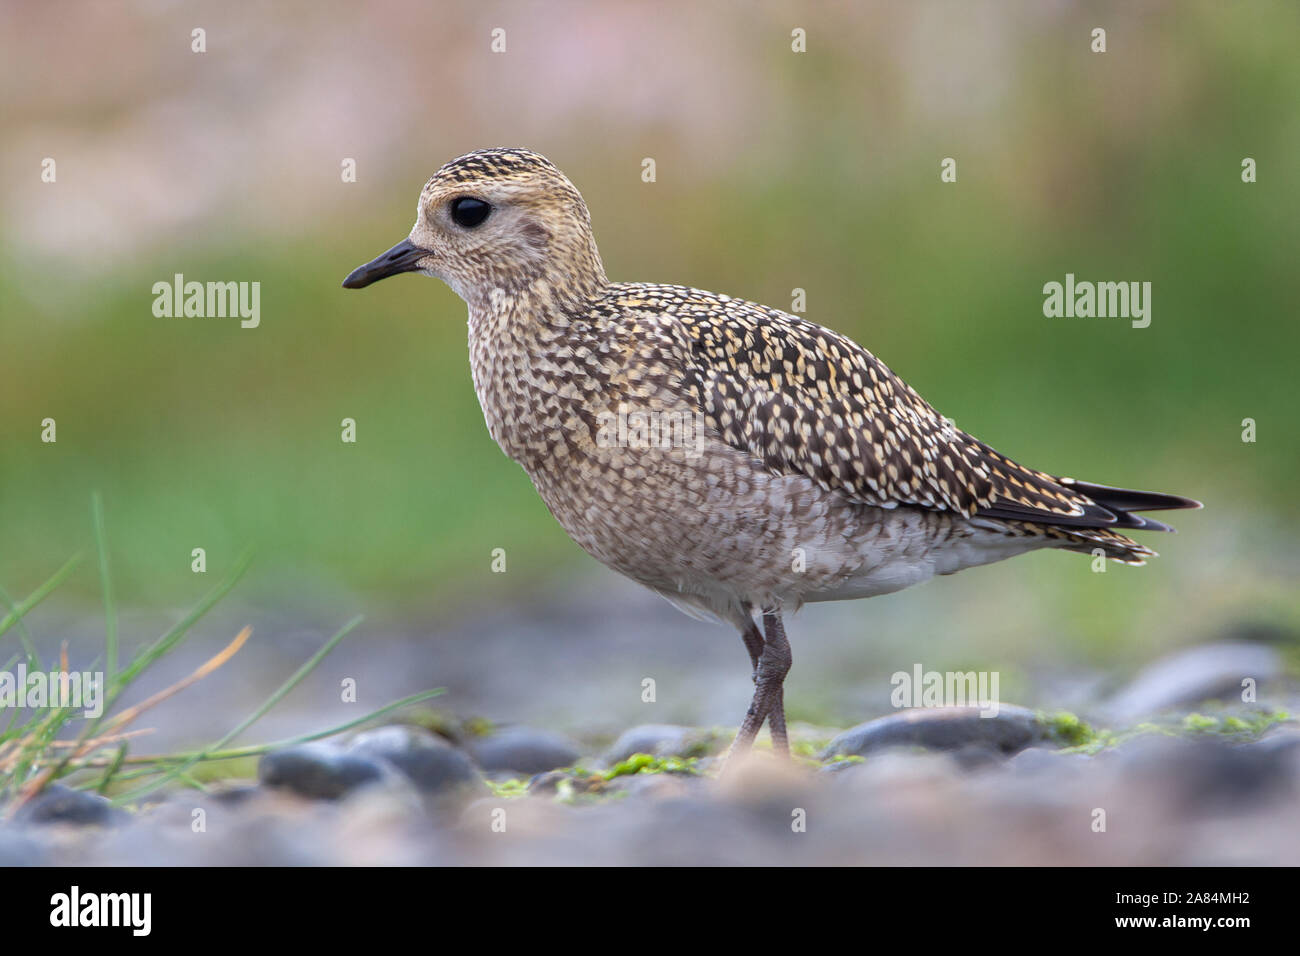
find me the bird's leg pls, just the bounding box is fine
[729,618,769,758]
[729,690,768,759]
[740,617,764,682]
[727,609,793,761]
[760,610,791,758]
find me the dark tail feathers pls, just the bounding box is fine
[1057,478,1203,533]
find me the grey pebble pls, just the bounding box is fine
[823,704,1046,760]
[258,742,395,800]
[468,726,581,775]
[11,783,125,827]
[1104,642,1281,722]
[604,724,715,762]
[348,725,486,799]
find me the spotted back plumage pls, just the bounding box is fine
[655,287,1114,525]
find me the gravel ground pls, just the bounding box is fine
[4,714,1297,866]
[2,677,1296,865]
[2,577,1296,865]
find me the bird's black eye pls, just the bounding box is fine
[450,197,491,228]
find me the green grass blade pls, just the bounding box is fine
[91,492,118,676]
[0,585,41,671]
[95,549,255,722]
[0,551,84,656]
[40,549,256,790]
[110,614,365,803]
[95,742,129,795]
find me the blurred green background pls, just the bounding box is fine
[1,0,1297,676]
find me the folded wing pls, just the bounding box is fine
[669,293,1200,532]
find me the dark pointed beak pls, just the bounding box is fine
[341,238,431,289]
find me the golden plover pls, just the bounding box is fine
[343,148,1200,759]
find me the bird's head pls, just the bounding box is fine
[343,147,606,308]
